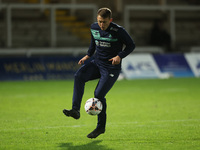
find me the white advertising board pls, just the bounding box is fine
[184,53,200,77]
[122,54,169,79]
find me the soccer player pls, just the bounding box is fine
[63,7,135,138]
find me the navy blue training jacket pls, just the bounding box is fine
[87,22,135,69]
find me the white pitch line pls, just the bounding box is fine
[0,125,86,132]
[107,118,200,126]
[1,119,200,132]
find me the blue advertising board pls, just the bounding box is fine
[0,53,198,81]
[0,56,82,81]
[153,54,194,77]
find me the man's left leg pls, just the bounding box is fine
[87,68,120,138]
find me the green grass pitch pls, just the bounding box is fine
[0,78,200,150]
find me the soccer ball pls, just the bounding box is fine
[84,98,103,115]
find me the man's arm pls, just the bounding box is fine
[109,28,135,65]
[87,28,96,57]
[108,55,121,65]
[78,55,90,65]
[79,26,95,65]
[117,28,135,59]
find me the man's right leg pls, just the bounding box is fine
[63,61,100,119]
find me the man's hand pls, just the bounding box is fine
[78,55,90,65]
[109,55,121,65]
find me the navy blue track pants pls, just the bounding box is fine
[72,60,120,129]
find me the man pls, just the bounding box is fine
[63,8,135,139]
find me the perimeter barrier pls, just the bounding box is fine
[0,49,199,80]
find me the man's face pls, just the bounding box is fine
[97,15,112,30]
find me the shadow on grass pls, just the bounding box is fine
[58,140,113,150]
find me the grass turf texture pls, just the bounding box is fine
[0,78,200,150]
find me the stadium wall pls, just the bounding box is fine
[0,48,199,81]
